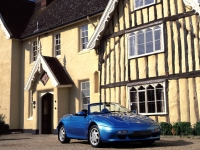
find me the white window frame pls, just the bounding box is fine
[80,81,90,110]
[128,81,167,115]
[80,25,88,50]
[134,0,156,10]
[31,40,38,62]
[54,33,61,56]
[128,23,164,59]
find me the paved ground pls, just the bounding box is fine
[0,134,200,150]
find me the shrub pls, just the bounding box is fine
[160,122,172,135]
[193,122,200,135]
[172,122,192,135]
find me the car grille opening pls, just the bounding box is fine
[151,132,159,137]
[128,130,152,139]
[118,135,127,139]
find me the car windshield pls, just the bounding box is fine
[89,102,131,114]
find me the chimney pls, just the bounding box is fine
[36,0,54,9]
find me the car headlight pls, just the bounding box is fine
[154,128,160,132]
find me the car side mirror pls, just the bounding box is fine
[76,111,87,116]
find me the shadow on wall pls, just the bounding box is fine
[0,122,9,135]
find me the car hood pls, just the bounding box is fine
[93,113,159,127]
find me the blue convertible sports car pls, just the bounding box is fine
[57,102,161,148]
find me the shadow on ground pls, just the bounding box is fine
[0,138,31,141]
[71,139,193,149]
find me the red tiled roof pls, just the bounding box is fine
[0,0,109,39]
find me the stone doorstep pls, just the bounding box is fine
[161,135,200,139]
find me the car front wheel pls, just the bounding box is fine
[58,125,70,143]
[89,125,102,148]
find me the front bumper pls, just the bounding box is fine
[98,125,160,142]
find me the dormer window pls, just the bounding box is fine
[134,0,155,10]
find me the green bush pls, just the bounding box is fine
[193,122,200,135]
[172,122,192,135]
[160,122,172,135]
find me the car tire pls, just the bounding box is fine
[58,125,70,143]
[89,125,102,148]
[141,140,155,146]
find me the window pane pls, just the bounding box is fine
[138,44,145,55]
[85,25,88,30]
[139,91,145,102]
[147,89,155,102]
[86,82,89,88]
[135,0,143,8]
[156,89,163,100]
[145,0,154,5]
[83,97,90,104]
[85,37,88,43]
[83,44,86,49]
[82,82,85,89]
[56,51,60,55]
[137,31,144,44]
[129,36,136,56]
[146,42,153,53]
[148,101,155,113]
[154,29,161,40]
[85,31,88,37]
[130,91,137,103]
[139,103,145,113]
[146,29,153,43]
[155,40,161,51]
[82,32,85,37]
[157,101,165,112]
[131,103,138,111]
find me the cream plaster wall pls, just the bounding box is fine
[22,16,100,130]
[0,29,12,126]
[9,39,21,129]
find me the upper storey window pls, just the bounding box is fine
[81,25,88,50]
[134,0,155,9]
[128,24,164,58]
[54,33,61,56]
[32,41,38,62]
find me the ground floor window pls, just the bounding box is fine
[81,81,90,110]
[28,90,33,119]
[129,81,167,115]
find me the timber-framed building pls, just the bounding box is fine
[87,0,200,124]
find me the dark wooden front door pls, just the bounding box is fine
[42,93,53,134]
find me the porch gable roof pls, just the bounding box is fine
[24,53,73,91]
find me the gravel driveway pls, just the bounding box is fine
[0,134,200,150]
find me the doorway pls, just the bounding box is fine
[41,93,53,134]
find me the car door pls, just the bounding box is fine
[67,114,88,139]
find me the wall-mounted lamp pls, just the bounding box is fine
[32,101,36,109]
